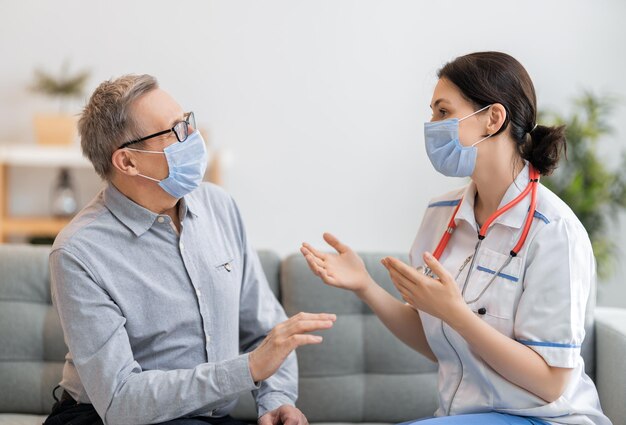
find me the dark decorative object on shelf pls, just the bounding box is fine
[51,168,79,217]
[29,236,56,245]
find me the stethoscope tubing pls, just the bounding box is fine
[423,166,540,306]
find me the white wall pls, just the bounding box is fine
[1,0,626,305]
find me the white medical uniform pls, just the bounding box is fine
[409,162,611,425]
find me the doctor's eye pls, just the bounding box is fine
[439,109,448,117]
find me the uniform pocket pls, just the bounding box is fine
[464,248,522,325]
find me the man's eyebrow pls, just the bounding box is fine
[168,112,186,128]
[430,98,450,109]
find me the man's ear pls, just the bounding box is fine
[111,149,140,176]
[486,103,507,135]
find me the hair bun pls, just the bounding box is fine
[523,124,567,175]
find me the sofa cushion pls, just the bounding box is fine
[0,414,48,425]
[0,244,63,415]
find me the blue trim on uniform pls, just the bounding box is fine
[517,339,581,348]
[476,265,519,282]
[398,413,551,424]
[428,199,461,208]
[533,211,550,224]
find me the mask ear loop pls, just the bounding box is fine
[124,147,165,154]
[122,148,166,182]
[137,173,161,182]
[459,104,493,147]
[459,104,492,122]
[471,134,492,147]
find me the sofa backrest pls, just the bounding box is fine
[0,244,598,420]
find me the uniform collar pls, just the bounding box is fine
[454,161,533,231]
[104,184,198,237]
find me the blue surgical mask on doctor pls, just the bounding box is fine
[126,130,208,199]
[424,104,493,177]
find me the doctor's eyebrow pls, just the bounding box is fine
[430,98,450,109]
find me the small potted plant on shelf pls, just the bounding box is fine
[30,61,90,146]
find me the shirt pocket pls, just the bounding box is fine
[210,256,240,317]
[212,256,238,290]
[214,257,235,274]
[464,248,522,333]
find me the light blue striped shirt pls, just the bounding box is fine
[50,182,296,424]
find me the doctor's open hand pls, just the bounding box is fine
[300,233,375,297]
[382,252,469,325]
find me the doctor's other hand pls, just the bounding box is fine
[301,233,375,296]
[248,312,336,382]
[381,252,468,324]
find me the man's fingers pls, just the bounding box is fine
[288,312,337,322]
[278,407,301,425]
[258,412,275,425]
[323,233,349,254]
[284,319,335,336]
[290,334,324,348]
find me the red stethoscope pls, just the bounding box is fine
[422,165,540,304]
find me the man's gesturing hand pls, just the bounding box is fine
[248,312,336,382]
[258,405,308,425]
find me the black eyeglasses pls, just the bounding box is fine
[119,111,196,149]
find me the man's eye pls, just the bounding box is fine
[439,109,447,117]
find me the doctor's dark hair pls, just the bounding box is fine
[437,51,566,176]
[79,74,158,180]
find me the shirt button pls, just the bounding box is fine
[157,217,165,223]
[196,289,201,297]
[180,242,185,251]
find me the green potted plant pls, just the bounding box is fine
[542,92,625,280]
[30,62,90,146]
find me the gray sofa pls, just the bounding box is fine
[0,244,625,425]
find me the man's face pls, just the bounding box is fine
[127,89,187,181]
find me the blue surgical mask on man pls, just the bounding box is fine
[424,104,492,177]
[126,130,208,199]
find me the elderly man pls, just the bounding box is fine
[45,74,335,425]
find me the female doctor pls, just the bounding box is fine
[300,52,611,425]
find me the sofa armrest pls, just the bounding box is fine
[594,306,626,425]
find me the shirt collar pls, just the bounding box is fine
[182,194,200,218]
[104,184,202,237]
[454,161,532,231]
[104,184,159,237]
